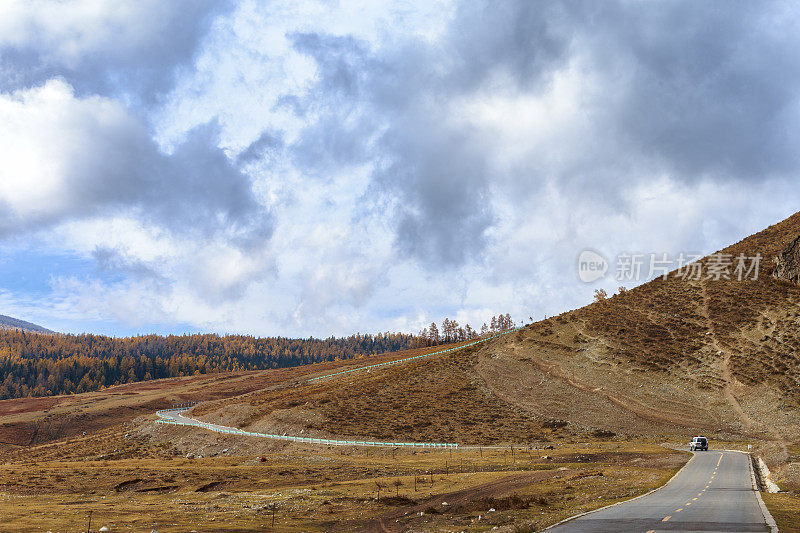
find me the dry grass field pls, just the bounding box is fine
[0,425,687,532]
[191,346,576,445]
[761,492,800,533]
[0,336,695,532]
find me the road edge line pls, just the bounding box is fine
[539,449,696,532]
[743,450,779,533]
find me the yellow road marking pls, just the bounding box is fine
[662,516,671,522]
[646,530,655,533]
[717,453,723,466]
[692,497,698,500]
[697,492,702,496]
[686,502,692,506]
[676,508,683,512]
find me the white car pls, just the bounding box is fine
[690,436,708,451]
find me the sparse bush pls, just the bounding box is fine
[593,288,608,302]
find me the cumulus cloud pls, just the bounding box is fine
[0,79,272,247]
[237,130,283,166]
[0,0,229,103]
[278,0,800,269]
[519,1,800,189]
[286,31,497,266]
[93,246,166,283]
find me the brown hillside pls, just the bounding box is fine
[0,341,479,446]
[191,346,573,445]
[480,211,800,441]
[193,211,800,447]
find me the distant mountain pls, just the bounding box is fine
[0,314,53,334]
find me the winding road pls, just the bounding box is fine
[546,450,776,533]
[153,328,778,532]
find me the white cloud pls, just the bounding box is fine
[0,1,178,64]
[0,1,226,102]
[0,79,137,224]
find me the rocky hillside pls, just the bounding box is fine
[0,314,52,334]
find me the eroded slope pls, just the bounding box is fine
[480,211,800,441]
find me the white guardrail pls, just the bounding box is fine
[156,326,523,448]
[156,409,457,448]
[308,327,523,382]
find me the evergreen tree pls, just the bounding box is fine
[429,322,439,344]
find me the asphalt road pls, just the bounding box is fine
[546,450,770,532]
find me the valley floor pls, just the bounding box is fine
[0,332,795,530]
[0,424,689,532]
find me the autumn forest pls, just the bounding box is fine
[0,314,515,399]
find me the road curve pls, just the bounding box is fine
[546,450,772,532]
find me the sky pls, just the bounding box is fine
[1,0,799,338]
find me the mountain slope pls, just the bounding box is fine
[0,341,486,446]
[0,314,52,334]
[188,211,800,448]
[480,211,800,441]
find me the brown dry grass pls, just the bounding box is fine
[761,492,800,533]
[559,211,800,438]
[194,346,578,445]
[477,208,800,522]
[0,427,687,532]
[471,211,800,494]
